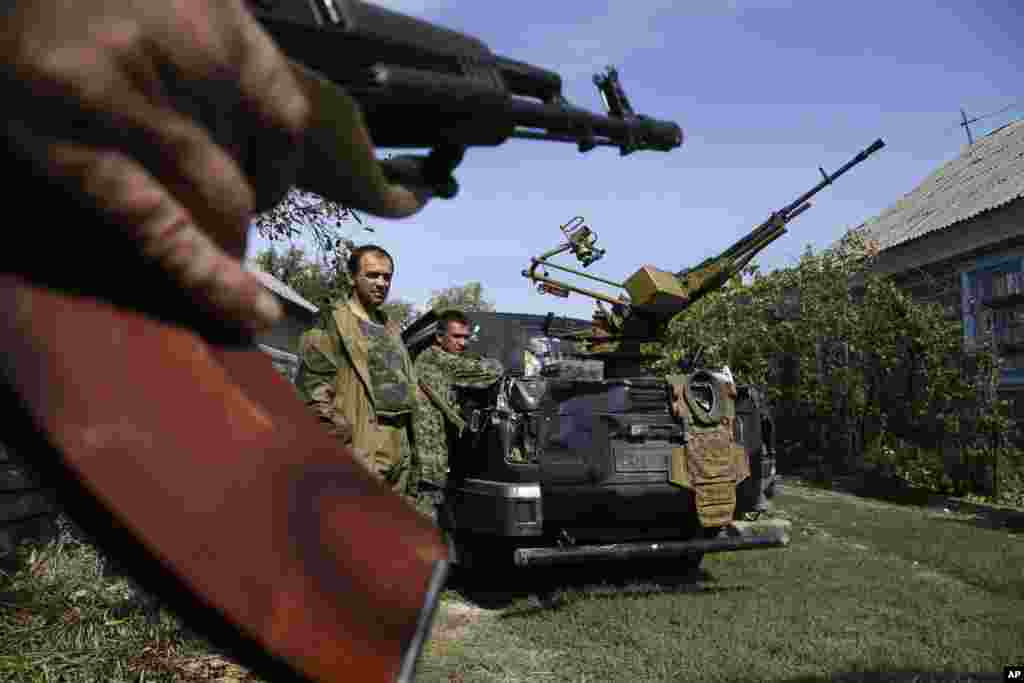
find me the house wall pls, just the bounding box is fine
[865,197,1024,440]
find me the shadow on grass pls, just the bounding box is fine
[448,559,743,611]
[781,670,1004,682]
[930,513,1024,535]
[780,474,1024,534]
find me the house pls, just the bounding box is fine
[855,118,1024,406]
[246,264,320,383]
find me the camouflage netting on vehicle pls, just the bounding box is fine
[666,372,751,527]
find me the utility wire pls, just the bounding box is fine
[942,98,1023,134]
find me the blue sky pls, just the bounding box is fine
[247,0,1023,320]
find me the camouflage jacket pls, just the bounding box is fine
[413,345,504,485]
[295,298,418,488]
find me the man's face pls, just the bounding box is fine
[352,251,393,311]
[438,320,470,353]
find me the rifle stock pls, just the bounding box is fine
[0,272,448,683]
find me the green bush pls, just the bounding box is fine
[648,229,1022,503]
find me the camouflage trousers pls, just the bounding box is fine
[373,418,442,525]
[358,418,416,503]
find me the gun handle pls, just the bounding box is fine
[289,61,435,217]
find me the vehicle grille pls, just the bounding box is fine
[626,385,668,413]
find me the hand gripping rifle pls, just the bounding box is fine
[250,0,684,214]
[0,4,683,683]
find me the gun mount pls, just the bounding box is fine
[522,138,886,373]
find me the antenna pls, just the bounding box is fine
[959,108,977,145]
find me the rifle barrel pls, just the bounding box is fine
[367,65,683,151]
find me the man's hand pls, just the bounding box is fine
[1,0,309,333]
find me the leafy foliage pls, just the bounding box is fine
[649,229,1019,501]
[252,243,348,314]
[252,244,417,328]
[252,188,364,257]
[428,282,495,313]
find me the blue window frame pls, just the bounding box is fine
[961,254,1024,385]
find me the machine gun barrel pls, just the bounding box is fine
[523,137,886,344]
[784,138,885,216]
[703,138,886,270]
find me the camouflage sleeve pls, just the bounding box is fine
[296,328,353,444]
[414,348,465,432]
[448,354,505,389]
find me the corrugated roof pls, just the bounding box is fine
[244,264,319,314]
[862,118,1024,252]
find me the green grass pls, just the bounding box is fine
[418,485,1024,683]
[0,520,259,682]
[776,484,1024,598]
[4,487,1023,682]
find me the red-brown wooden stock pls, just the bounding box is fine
[0,274,448,682]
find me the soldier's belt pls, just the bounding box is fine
[374,412,412,427]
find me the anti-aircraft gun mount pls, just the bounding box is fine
[407,139,884,573]
[523,138,887,376]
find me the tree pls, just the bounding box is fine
[253,245,417,329]
[253,244,346,314]
[648,228,1015,499]
[428,282,496,313]
[252,188,364,258]
[252,187,385,307]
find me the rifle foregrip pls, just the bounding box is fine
[290,61,434,217]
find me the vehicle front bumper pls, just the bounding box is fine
[511,520,790,568]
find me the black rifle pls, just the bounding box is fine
[249,0,684,201]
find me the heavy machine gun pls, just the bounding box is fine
[524,138,886,357]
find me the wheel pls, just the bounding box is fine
[449,531,514,572]
[681,552,704,572]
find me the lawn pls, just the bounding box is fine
[417,483,1023,682]
[2,482,1021,682]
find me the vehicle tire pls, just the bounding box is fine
[681,552,703,573]
[450,531,514,572]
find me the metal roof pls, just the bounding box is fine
[245,264,319,314]
[862,118,1024,252]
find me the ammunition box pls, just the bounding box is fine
[624,265,689,310]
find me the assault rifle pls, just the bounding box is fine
[0,3,685,683]
[250,0,684,211]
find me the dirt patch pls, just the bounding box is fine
[431,600,496,645]
[913,566,972,590]
[172,654,257,682]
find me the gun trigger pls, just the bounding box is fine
[818,166,831,184]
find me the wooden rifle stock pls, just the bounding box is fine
[0,273,449,682]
